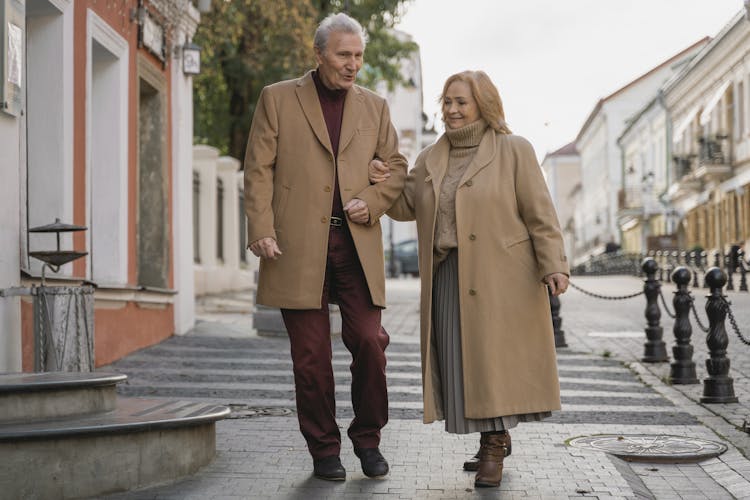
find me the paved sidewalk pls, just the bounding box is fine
[99,276,750,499]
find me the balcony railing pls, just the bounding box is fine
[698,135,729,165]
[695,134,731,181]
[672,154,695,180]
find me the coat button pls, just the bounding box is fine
[469,288,477,296]
[321,216,328,223]
[324,186,331,192]
[469,234,476,241]
[466,180,473,187]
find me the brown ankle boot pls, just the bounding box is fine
[463,431,511,471]
[474,431,510,487]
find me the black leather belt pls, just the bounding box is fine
[330,216,344,227]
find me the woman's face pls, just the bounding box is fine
[442,81,480,129]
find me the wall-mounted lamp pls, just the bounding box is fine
[182,41,201,75]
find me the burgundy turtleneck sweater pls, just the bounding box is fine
[312,70,346,219]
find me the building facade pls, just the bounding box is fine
[664,10,750,255]
[541,142,581,260]
[0,0,201,371]
[573,39,708,264]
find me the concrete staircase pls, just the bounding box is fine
[0,371,230,499]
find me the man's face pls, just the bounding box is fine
[315,31,364,90]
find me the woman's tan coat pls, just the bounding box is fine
[243,71,407,309]
[388,128,569,422]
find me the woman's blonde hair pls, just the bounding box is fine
[440,70,512,134]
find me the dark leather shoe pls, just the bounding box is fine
[313,455,346,481]
[464,431,511,471]
[354,447,389,478]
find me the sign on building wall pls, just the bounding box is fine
[1,0,24,117]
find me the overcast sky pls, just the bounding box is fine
[395,0,744,161]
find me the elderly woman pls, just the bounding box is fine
[370,70,569,487]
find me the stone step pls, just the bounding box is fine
[0,371,127,422]
[0,397,230,499]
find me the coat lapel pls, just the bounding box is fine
[338,86,363,154]
[295,71,333,155]
[459,128,497,186]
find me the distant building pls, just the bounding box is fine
[541,142,581,260]
[574,39,708,264]
[375,30,423,250]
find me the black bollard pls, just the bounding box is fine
[702,251,709,288]
[655,251,664,281]
[642,257,668,362]
[739,250,748,292]
[726,253,735,291]
[548,287,567,348]
[700,268,738,403]
[668,267,699,384]
[689,251,700,288]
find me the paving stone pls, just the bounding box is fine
[96,277,750,499]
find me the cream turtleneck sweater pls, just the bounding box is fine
[433,119,489,266]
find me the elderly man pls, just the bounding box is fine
[243,12,407,481]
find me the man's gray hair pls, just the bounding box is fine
[314,12,367,52]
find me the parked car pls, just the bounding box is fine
[389,239,419,277]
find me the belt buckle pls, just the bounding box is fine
[330,216,343,227]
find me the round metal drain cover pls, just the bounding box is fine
[227,404,295,419]
[568,434,727,463]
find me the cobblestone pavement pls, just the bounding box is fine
[99,276,750,499]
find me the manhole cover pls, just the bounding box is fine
[568,434,727,463]
[227,404,295,419]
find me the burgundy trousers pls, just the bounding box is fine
[281,223,390,459]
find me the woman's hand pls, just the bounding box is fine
[369,158,390,184]
[249,237,282,260]
[544,272,569,296]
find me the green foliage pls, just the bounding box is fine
[193,0,415,160]
[193,0,317,158]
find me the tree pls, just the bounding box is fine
[193,0,415,160]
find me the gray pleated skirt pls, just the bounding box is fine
[432,249,551,434]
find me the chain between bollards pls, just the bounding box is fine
[690,299,710,333]
[721,297,750,346]
[568,281,644,300]
[658,289,676,319]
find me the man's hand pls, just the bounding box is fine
[249,237,282,259]
[344,198,370,224]
[369,158,390,184]
[544,272,569,296]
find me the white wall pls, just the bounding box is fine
[0,115,22,372]
[193,146,254,295]
[87,10,129,286]
[25,0,74,276]
[171,20,198,334]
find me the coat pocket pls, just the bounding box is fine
[505,234,539,277]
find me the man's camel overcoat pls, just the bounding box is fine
[388,128,569,422]
[244,71,407,309]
